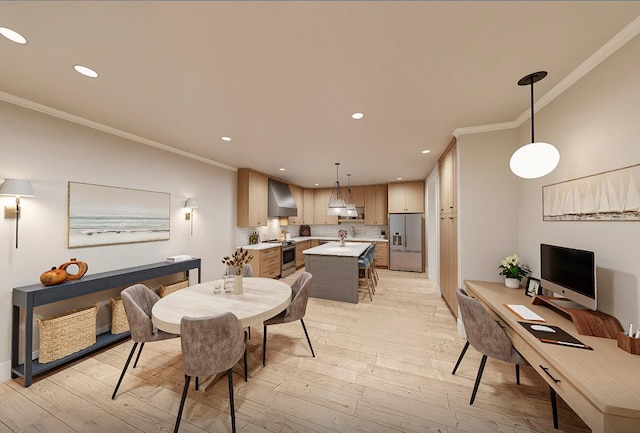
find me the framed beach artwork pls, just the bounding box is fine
[68,182,170,248]
[542,164,639,221]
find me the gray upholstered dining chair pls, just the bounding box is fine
[262,271,315,366]
[175,313,247,433]
[112,283,179,400]
[452,287,559,428]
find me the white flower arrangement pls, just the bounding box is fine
[498,253,530,281]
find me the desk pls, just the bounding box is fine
[464,280,640,433]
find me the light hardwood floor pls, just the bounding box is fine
[0,269,590,433]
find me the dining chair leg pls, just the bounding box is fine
[195,377,199,391]
[300,319,315,357]
[516,364,520,385]
[451,341,469,375]
[470,354,487,405]
[262,325,268,366]
[174,374,191,433]
[248,326,251,340]
[550,386,559,429]
[133,342,145,368]
[227,368,237,433]
[112,342,138,399]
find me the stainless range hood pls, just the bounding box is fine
[268,179,297,217]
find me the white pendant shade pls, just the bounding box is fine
[510,142,560,179]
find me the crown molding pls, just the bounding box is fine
[0,90,237,172]
[455,15,640,138]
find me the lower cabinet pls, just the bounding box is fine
[242,247,281,279]
[374,242,389,268]
[295,240,310,269]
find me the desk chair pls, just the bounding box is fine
[175,313,246,433]
[262,272,315,366]
[112,284,179,400]
[453,288,559,428]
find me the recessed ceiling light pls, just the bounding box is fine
[279,168,286,171]
[421,149,431,154]
[351,112,364,120]
[221,136,231,142]
[0,27,27,44]
[314,183,319,186]
[73,65,99,78]
[397,177,403,180]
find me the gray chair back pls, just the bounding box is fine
[121,283,175,343]
[223,263,254,278]
[284,272,313,322]
[456,288,527,365]
[180,312,246,378]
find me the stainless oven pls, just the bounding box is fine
[281,241,296,277]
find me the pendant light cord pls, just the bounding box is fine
[530,78,535,143]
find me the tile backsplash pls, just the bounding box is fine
[237,218,388,246]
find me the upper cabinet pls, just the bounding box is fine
[237,168,268,227]
[288,186,315,225]
[439,141,457,216]
[388,181,424,213]
[288,185,304,225]
[349,186,365,207]
[313,188,339,225]
[364,185,388,225]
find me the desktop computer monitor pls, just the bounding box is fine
[540,243,597,310]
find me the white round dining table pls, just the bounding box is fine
[152,277,292,335]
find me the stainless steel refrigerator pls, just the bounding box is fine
[389,213,423,272]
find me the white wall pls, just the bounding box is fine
[517,33,640,327]
[458,128,520,283]
[0,101,237,381]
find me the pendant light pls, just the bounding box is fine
[510,71,560,179]
[327,163,347,216]
[345,174,358,217]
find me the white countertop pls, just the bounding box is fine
[239,236,387,250]
[303,241,371,257]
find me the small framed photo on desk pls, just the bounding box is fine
[525,277,541,297]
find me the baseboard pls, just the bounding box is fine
[0,359,11,384]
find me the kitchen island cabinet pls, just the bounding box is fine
[303,241,370,303]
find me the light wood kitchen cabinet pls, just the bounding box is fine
[295,240,310,269]
[439,142,457,216]
[439,214,458,316]
[349,186,365,207]
[303,189,315,224]
[438,138,458,316]
[374,242,389,268]
[364,185,388,225]
[388,181,424,213]
[310,239,321,248]
[242,246,281,279]
[288,185,304,225]
[237,168,268,227]
[313,188,339,225]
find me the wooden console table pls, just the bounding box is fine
[12,259,201,387]
[464,280,640,432]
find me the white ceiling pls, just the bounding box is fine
[2,1,640,188]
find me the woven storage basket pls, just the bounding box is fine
[110,297,130,334]
[36,303,99,363]
[158,279,189,297]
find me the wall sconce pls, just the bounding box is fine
[0,178,35,248]
[184,198,198,235]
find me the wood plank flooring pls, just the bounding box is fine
[0,269,590,433]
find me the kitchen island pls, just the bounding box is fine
[303,241,370,303]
